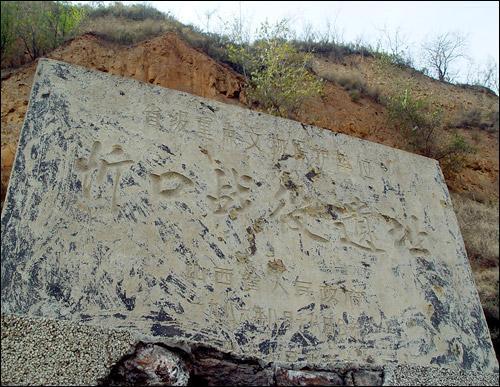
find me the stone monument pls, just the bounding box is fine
[1,59,498,384]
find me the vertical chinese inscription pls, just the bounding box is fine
[144,105,162,130]
[75,141,134,210]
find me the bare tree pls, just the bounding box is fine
[463,57,499,94]
[378,25,410,63]
[197,8,218,34]
[480,57,499,94]
[421,32,467,82]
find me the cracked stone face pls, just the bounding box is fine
[1,59,498,373]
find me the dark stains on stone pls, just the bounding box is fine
[461,345,477,369]
[200,101,217,113]
[205,285,214,292]
[258,340,277,355]
[246,227,257,255]
[297,303,315,312]
[165,274,187,293]
[274,162,281,169]
[116,280,136,311]
[53,62,70,80]
[47,282,68,302]
[232,232,241,244]
[198,220,209,237]
[151,324,184,337]
[290,332,309,347]
[159,144,175,155]
[119,90,125,95]
[326,204,338,220]
[119,175,137,188]
[284,179,297,191]
[302,331,320,346]
[277,321,289,336]
[113,313,127,320]
[80,314,92,322]
[235,332,249,346]
[427,288,447,329]
[343,312,349,324]
[256,181,262,187]
[175,243,190,256]
[241,321,257,333]
[209,242,225,259]
[320,304,329,310]
[305,169,318,182]
[469,303,495,356]
[229,295,245,308]
[30,144,38,160]
[278,154,293,161]
[144,309,173,322]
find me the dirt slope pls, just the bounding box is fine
[1,32,498,205]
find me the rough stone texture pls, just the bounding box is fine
[1,59,498,381]
[187,346,275,386]
[350,368,384,386]
[383,363,500,386]
[1,313,136,386]
[103,342,190,386]
[275,368,344,385]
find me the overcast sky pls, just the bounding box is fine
[80,1,500,84]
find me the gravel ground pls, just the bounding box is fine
[384,363,499,386]
[1,313,137,386]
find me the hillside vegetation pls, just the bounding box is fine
[1,1,499,359]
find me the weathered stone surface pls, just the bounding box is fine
[187,346,274,386]
[1,59,498,376]
[350,368,384,386]
[103,342,189,386]
[275,368,344,385]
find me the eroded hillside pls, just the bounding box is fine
[2,32,498,207]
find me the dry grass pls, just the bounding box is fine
[452,192,499,358]
[452,192,499,268]
[313,66,382,103]
[79,17,174,45]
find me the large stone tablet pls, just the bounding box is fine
[1,59,498,373]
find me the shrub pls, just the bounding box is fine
[386,88,435,135]
[227,20,324,118]
[438,133,476,174]
[387,88,475,173]
[1,1,85,66]
[349,89,361,102]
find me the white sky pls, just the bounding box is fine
[78,1,500,84]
